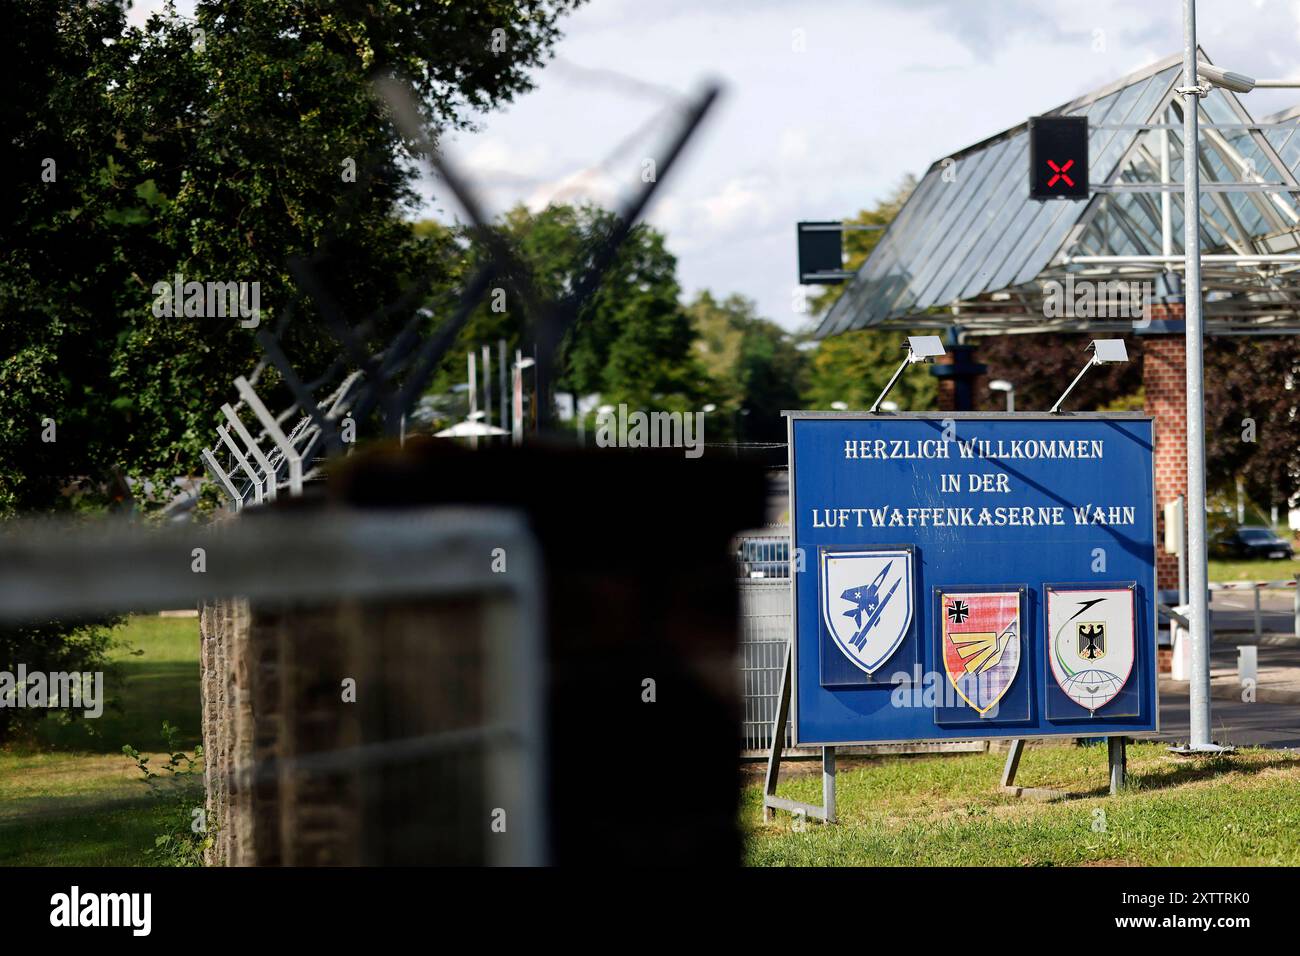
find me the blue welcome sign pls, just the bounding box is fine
[787,412,1158,746]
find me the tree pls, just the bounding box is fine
[427,203,706,417]
[977,333,1300,518]
[1203,338,1300,518]
[974,334,1144,414]
[0,0,581,742]
[687,292,806,442]
[1,0,582,514]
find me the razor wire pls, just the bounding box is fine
[201,73,720,511]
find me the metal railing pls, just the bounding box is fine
[1209,576,1300,640]
[739,579,792,753]
[734,529,792,753]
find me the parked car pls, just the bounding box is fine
[1218,526,1295,560]
[736,537,790,579]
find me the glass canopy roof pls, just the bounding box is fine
[818,52,1300,338]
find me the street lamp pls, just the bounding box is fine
[989,379,1016,413]
[870,336,946,413]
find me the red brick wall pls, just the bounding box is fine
[1142,303,1188,592]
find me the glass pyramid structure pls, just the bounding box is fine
[817,51,1300,338]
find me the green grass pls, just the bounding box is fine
[1209,555,1299,583]
[744,742,1300,866]
[0,614,202,866]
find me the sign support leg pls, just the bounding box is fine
[1108,735,1127,794]
[763,641,836,824]
[822,746,836,823]
[998,738,1069,802]
[1000,738,1025,789]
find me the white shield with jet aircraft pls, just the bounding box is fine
[820,548,914,675]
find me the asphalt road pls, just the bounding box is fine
[1156,690,1300,750]
[1211,589,1295,635]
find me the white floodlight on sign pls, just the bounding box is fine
[870,337,948,413]
[1091,339,1129,364]
[1050,339,1131,414]
[906,335,946,363]
[1196,61,1255,94]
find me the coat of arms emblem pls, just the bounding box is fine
[1047,586,1136,714]
[820,548,913,675]
[939,590,1021,715]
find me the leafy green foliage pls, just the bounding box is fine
[1,0,581,514]
[0,617,122,745]
[688,292,806,441]
[429,203,707,414]
[123,721,209,866]
[801,176,937,411]
[1,0,580,717]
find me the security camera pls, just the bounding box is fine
[1196,62,1256,95]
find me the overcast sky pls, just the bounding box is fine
[133,0,1300,330]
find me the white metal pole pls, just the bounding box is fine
[482,344,492,427]
[1177,494,1188,607]
[498,339,508,436]
[1161,128,1173,258]
[468,351,478,450]
[512,349,524,447]
[1182,0,1214,749]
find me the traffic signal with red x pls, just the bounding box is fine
[1029,115,1089,200]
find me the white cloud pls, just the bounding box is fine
[121,0,1300,330]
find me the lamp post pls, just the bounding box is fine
[1174,2,1254,753]
[989,379,1016,413]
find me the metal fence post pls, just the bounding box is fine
[822,747,837,823]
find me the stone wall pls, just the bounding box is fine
[199,596,505,865]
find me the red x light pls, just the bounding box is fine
[1046,158,1075,188]
[1029,115,1089,200]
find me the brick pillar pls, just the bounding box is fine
[931,344,987,411]
[1142,302,1188,595]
